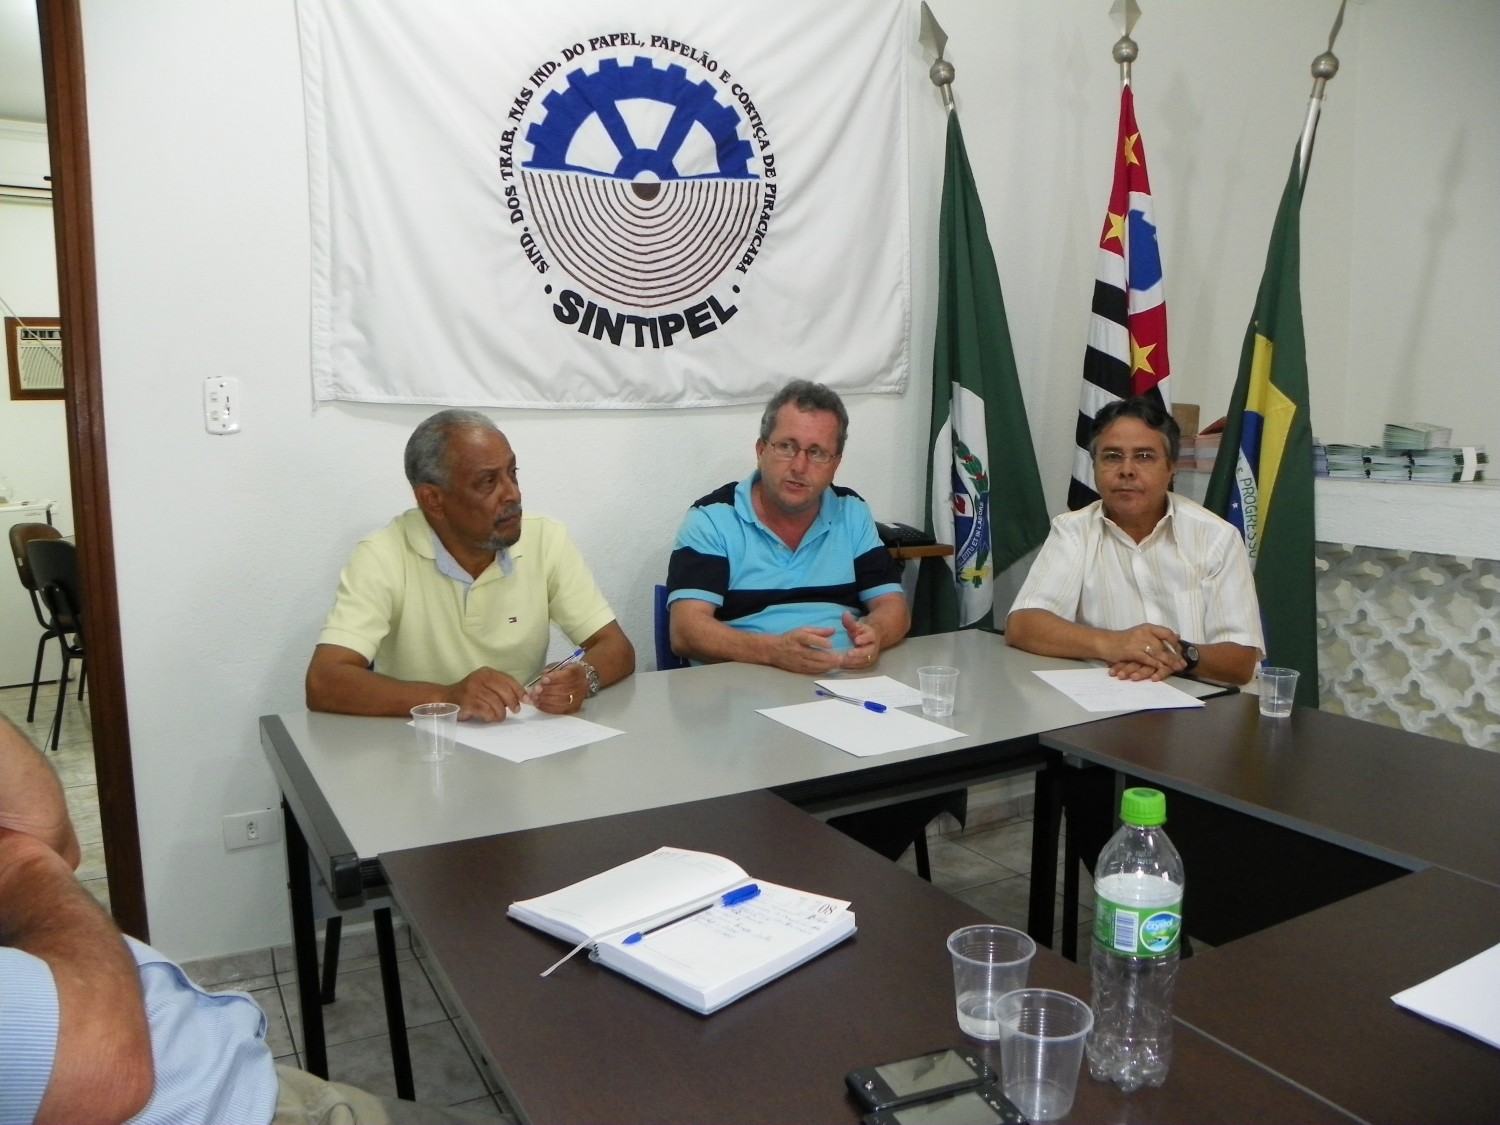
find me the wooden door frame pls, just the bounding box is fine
[36,0,148,939]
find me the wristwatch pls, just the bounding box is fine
[580,661,602,697]
[1180,643,1201,673]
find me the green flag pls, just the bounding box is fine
[912,111,1049,634]
[1204,147,1318,706]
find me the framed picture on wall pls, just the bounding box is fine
[6,317,64,401]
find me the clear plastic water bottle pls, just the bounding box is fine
[1086,787,1184,1092]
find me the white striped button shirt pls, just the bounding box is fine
[1011,495,1264,653]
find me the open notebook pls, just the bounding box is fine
[508,846,856,1014]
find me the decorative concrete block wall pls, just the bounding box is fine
[1317,545,1500,751]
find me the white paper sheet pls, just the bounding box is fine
[1032,668,1207,713]
[1391,941,1500,1049]
[813,674,924,709]
[449,704,623,762]
[757,699,964,757]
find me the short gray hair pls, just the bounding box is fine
[758,379,849,453]
[1088,397,1181,463]
[404,409,500,489]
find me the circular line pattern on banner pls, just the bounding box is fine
[524,171,760,307]
[520,55,762,310]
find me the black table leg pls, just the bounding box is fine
[320,915,342,1004]
[1061,798,1081,961]
[374,906,414,1101]
[282,800,328,1078]
[1027,755,1066,946]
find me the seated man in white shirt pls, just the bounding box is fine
[1005,397,1263,885]
[306,409,634,722]
[1006,396,1263,685]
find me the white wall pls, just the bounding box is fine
[76,0,1500,959]
[0,123,71,540]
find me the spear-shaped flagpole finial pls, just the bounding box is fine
[1310,0,1346,94]
[1300,0,1347,185]
[1110,0,1141,87]
[919,2,955,109]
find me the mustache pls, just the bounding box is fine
[495,503,523,524]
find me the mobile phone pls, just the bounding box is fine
[846,1046,996,1112]
[861,1085,1028,1125]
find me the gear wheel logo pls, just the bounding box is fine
[505,45,776,334]
[525,56,754,182]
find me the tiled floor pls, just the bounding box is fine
[182,923,515,1121]
[898,813,1096,956]
[6,675,1089,1120]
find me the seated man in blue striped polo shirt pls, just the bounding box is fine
[666,379,909,673]
[0,716,493,1125]
[667,381,956,863]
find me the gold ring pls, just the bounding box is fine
[567,694,573,705]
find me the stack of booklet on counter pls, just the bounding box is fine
[508,846,855,1014]
[1382,421,1452,449]
[1323,425,1488,484]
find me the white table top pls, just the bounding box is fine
[263,631,1222,867]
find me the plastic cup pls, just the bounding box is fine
[1257,666,1300,718]
[410,702,459,762]
[919,665,960,718]
[947,925,1036,1040]
[995,989,1094,1121]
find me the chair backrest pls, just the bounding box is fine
[654,584,688,671]
[9,522,62,593]
[26,538,83,631]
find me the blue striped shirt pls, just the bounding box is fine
[0,938,277,1125]
[667,474,902,649]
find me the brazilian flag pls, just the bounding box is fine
[1204,147,1318,707]
[912,111,1049,634]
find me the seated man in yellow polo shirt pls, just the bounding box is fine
[306,409,634,721]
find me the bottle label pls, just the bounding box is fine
[1094,896,1182,957]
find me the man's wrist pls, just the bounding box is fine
[579,662,602,697]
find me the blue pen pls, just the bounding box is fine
[524,647,585,691]
[621,884,762,944]
[814,689,887,713]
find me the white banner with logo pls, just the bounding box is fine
[298,0,910,409]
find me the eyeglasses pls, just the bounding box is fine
[765,439,837,465]
[1095,449,1166,469]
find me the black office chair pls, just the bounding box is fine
[25,538,87,751]
[9,522,67,725]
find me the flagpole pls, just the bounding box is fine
[919,1,954,110]
[1114,33,1135,89]
[1111,0,1141,89]
[931,57,954,110]
[1299,0,1348,186]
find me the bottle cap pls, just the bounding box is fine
[1120,787,1166,826]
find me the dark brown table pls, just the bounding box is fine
[1033,694,1500,1123]
[1176,867,1500,1125]
[1028,693,1500,950]
[1038,693,1500,886]
[383,790,1351,1125]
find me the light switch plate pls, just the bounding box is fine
[204,376,241,435]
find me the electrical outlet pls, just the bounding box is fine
[223,810,281,851]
